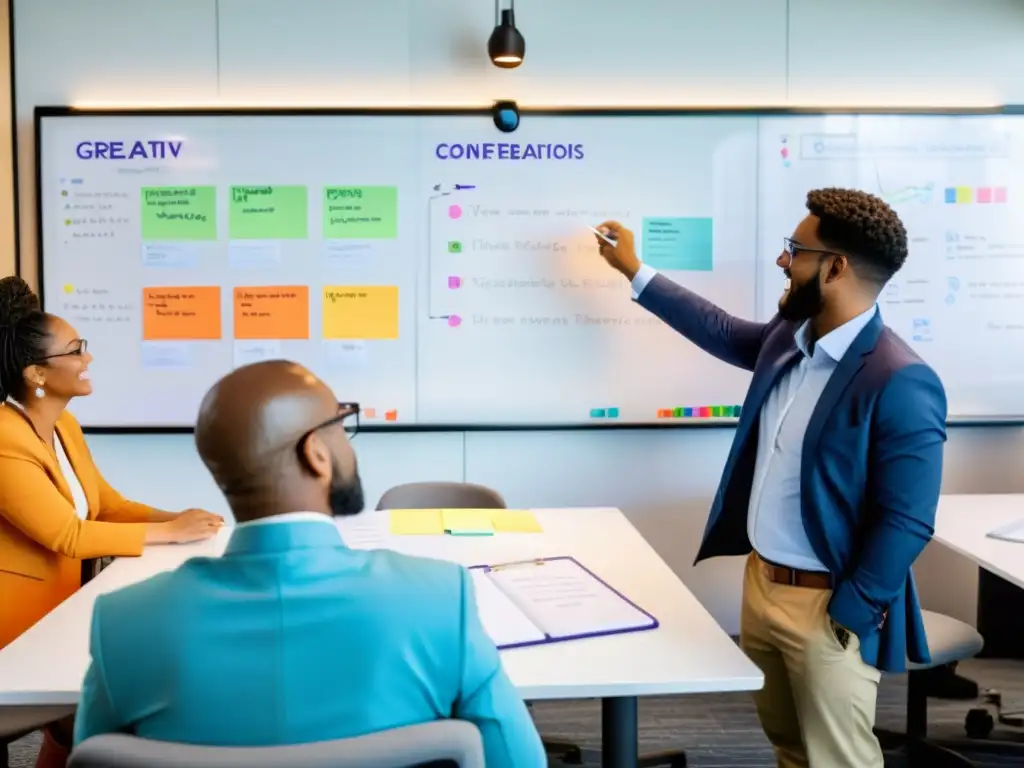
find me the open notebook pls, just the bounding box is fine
[468,556,658,650]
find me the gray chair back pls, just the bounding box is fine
[376,482,506,511]
[68,720,484,768]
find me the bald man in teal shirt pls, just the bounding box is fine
[74,362,545,768]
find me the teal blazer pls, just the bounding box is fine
[74,519,546,768]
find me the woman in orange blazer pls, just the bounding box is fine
[0,276,223,766]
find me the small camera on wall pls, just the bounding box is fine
[492,101,520,133]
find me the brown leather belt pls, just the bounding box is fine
[759,556,834,589]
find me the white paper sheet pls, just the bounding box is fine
[470,568,547,648]
[986,518,1024,543]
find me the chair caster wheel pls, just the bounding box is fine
[965,707,994,739]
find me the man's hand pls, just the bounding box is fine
[594,220,641,280]
[829,617,852,650]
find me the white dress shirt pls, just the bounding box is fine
[631,266,878,571]
[54,433,90,520]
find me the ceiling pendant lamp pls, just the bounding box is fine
[488,0,525,69]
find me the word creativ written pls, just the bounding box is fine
[76,140,183,160]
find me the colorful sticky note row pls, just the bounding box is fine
[140,185,398,242]
[389,509,543,536]
[943,186,1008,204]
[141,285,399,341]
[656,405,742,418]
[361,407,399,421]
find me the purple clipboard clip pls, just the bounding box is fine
[468,555,660,650]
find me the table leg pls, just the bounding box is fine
[602,696,639,768]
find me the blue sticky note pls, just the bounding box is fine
[641,217,713,271]
[590,408,606,418]
[607,407,620,418]
[944,187,957,204]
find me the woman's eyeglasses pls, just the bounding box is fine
[35,338,88,362]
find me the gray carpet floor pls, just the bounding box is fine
[8,657,1024,766]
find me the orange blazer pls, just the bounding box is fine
[0,403,155,648]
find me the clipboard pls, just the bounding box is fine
[468,555,659,650]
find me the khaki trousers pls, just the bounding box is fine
[740,552,883,768]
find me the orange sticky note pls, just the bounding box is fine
[233,286,309,340]
[142,286,221,340]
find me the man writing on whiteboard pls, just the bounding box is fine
[595,187,946,768]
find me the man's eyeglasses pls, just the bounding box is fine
[35,338,88,362]
[782,238,841,269]
[299,402,360,445]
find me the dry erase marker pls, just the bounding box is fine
[589,226,617,246]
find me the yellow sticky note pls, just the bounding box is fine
[389,509,444,535]
[955,186,973,204]
[322,285,399,340]
[63,284,75,294]
[489,509,543,533]
[442,509,495,536]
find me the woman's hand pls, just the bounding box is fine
[146,509,224,545]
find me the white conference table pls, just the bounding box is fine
[934,494,1024,589]
[0,507,763,768]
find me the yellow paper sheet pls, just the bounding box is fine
[389,508,444,535]
[441,509,495,535]
[489,509,543,533]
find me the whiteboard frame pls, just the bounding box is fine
[32,104,1024,434]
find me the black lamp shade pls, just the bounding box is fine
[488,9,525,68]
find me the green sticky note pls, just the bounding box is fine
[641,217,713,271]
[141,186,217,240]
[229,185,308,239]
[323,186,398,239]
[442,509,494,536]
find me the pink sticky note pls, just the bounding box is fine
[448,204,462,219]
[780,147,789,158]
[447,315,462,327]
[448,276,461,289]
[976,187,992,204]
[699,406,712,417]
[995,187,1008,203]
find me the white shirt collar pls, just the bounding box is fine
[236,511,337,529]
[795,304,878,362]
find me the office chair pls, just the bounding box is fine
[874,609,1008,767]
[377,481,586,765]
[68,721,484,768]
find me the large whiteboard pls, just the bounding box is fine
[35,109,1024,429]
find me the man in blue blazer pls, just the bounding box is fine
[73,361,546,768]
[597,188,946,768]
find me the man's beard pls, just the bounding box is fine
[778,271,825,322]
[328,457,365,517]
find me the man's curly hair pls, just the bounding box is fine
[806,187,908,287]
